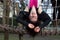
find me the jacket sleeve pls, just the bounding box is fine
[16,11,29,26]
[39,11,51,28]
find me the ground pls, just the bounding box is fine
[0,33,60,40]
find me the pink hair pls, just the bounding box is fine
[29,0,37,8]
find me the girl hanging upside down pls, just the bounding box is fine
[16,0,51,36]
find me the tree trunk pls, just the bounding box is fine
[3,0,10,25]
[3,0,10,40]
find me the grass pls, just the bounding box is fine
[0,33,60,40]
[0,33,19,40]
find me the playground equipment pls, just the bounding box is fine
[0,0,60,40]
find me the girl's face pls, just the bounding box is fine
[29,12,38,23]
[29,6,38,23]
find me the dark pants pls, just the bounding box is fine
[57,2,60,19]
[51,0,60,20]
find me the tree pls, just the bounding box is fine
[3,0,10,25]
[3,0,11,40]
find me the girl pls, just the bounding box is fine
[16,0,51,36]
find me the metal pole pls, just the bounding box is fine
[55,0,57,27]
[54,0,57,34]
[12,0,15,27]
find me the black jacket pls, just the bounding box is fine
[16,11,51,28]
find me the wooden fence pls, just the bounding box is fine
[0,24,60,40]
